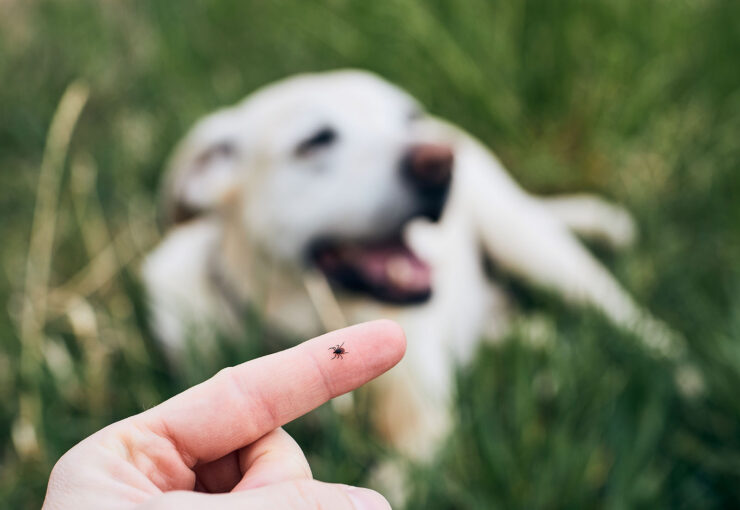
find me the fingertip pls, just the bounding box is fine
[342,485,392,510]
[372,318,407,364]
[349,319,406,369]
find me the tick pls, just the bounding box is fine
[329,342,349,360]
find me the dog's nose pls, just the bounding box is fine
[403,144,454,192]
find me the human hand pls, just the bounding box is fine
[42,320,405,509]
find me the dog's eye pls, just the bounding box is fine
[408,108,424,123]
[196,141,235,166]
[295,127,337,156]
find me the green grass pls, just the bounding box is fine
[1,0,740,508]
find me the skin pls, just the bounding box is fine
[42,320,406,510]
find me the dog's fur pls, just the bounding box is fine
[143,70,681,463]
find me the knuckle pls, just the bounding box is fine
[214,364,281,438]
[213,366,251,406]
[214,365,238,384]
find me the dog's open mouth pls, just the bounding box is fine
[310,237,431,304]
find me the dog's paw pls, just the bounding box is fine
[542,194,638,250]
[602,204,638,249]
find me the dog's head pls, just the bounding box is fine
[164,70,455,304]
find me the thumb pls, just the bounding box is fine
[145,480,391,510]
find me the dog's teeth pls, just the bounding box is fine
[386,256,416,287]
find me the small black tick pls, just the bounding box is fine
[329,342,348,360]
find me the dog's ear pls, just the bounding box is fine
[163,110,242,225]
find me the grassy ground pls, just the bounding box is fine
[1,0,740,508]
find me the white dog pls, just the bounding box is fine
[143,70,682,464]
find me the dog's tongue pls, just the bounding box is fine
[354,244,431,293]
[313,239,432,303]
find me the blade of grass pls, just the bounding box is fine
[14,81,88,460]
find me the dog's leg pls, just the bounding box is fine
[539,194,637,250]
[366,352,452,506]
[455,137,684,358]
[142,218,251,369]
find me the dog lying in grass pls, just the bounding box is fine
[143,69,681,467]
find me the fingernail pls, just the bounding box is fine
[343,485,392,510]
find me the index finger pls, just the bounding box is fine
[143,320,405,466]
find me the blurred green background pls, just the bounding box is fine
[2,0,740,508]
